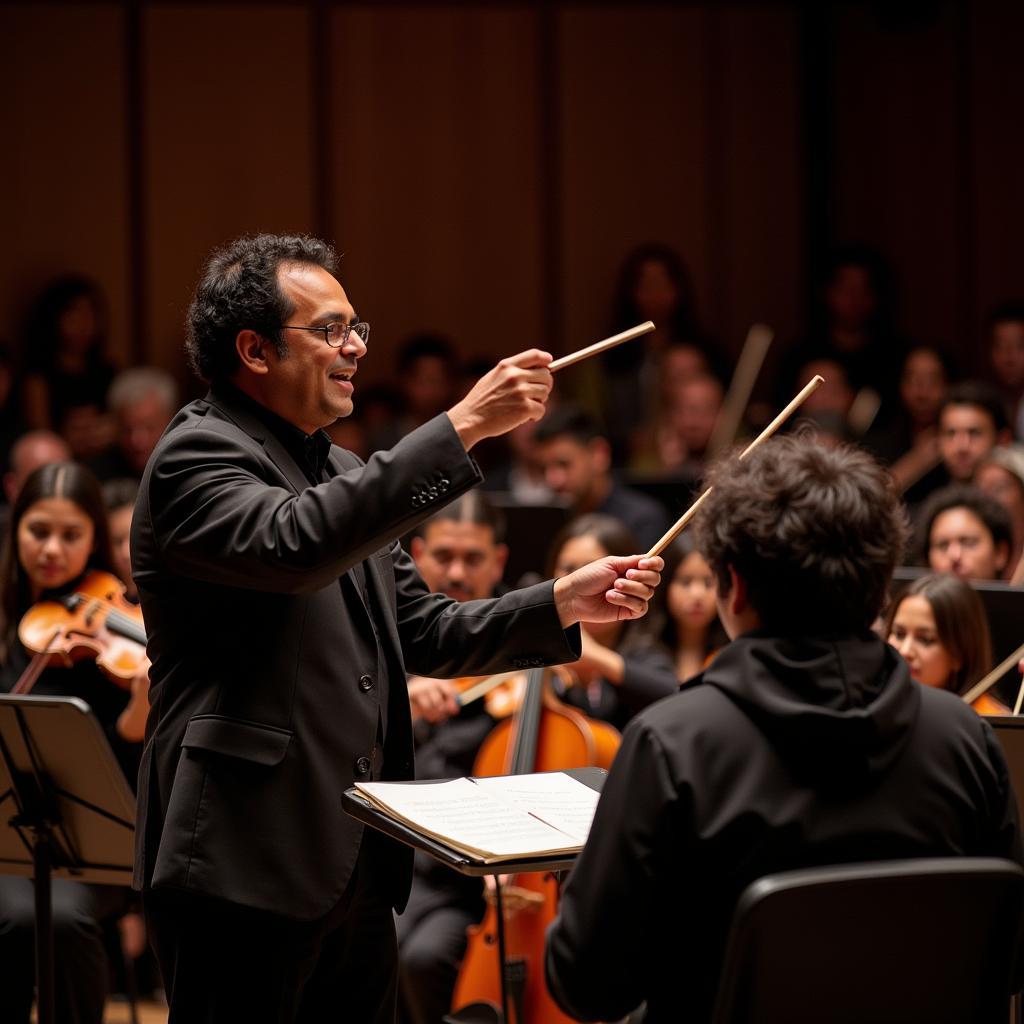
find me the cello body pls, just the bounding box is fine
[450,671,619,1023]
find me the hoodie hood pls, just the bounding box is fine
[698,631,920,793]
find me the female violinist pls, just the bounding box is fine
[550,514,678,728]
[885,573,1009,715]
[0,461,149,1024]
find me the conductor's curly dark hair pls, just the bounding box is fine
[186,233,338,383]
[695,433,908,634]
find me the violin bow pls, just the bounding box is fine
[706,323,773,459]
[962,640,1024,709]
[11,630,61,695]
[646,375,825,558]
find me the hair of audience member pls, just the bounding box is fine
[815,242,895,332]
[24,275,108,370]
[648,533,728,660]
[915,483,1014,566]
[0,462,114,662]
[396,333,458,374]
[938,380,1010,435]
[611,243,704,345]
[885,574,992,696]
[534,405,607,448]
[410,490,506,545]
[695,433,908,634]
[987,301,1024,332]
[102,477,140,513]
[185,233,338,383]
[107,366,180,414]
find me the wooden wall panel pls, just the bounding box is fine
[970,2,1024,342]
[0,4,130,364]
[558,6,715,356]
[327,5,544,388]
[142,3,315,385]
[830,4,961,353]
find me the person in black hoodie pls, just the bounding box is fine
[546,434,1023,1024]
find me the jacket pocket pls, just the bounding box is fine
[181,714,292,766]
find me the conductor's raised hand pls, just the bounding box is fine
[447,350,553,450]
[553,555,663,628]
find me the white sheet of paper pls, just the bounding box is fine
[355,777,570,858]
[470,772,600,842]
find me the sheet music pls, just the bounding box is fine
[471,772,600,841]
[355,776,579,859]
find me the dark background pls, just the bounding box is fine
[1,1,1021,392]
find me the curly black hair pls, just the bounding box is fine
[185,234,338,382]
[695,434,908,634]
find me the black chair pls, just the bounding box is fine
[712,858,1024,1024]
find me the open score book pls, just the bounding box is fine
[353,771,601,864]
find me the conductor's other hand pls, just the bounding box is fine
[553,555,664,628]
[447,350,553,450]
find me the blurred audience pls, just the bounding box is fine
[976,445,1024,580]
[936,380,1011,487]
[533,405,669,551]
[2,430,71,507]
[89,367,178,481]
[21,275,117,460]
[989,302,1024,439]
[918,484,1012,581]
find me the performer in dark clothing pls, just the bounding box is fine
[131,234,663,1024]
[546,435,1023,1024]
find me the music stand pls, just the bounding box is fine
[343,766,605,1024]
[0,694,136,1024]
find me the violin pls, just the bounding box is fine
[14,570,148,695]
[450,664,619,1023]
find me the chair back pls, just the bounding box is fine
[712,857,1024,1024]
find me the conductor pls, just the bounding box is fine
[130,233,662,1023]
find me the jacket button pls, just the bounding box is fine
[354,756,371,776]
[440,477,450,488]
[358,674,374,692]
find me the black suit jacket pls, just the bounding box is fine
[131,390,580,920]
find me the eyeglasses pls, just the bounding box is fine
[279,321,370,348]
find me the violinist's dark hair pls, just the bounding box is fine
[186,233,338,383]
[884,574,992,696]
[412,489,507,545]
[0,463,114,664]
[696,434,909,634]
[916,484,1013,568]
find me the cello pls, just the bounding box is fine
[449,665,619,1023]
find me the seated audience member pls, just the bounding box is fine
[937,380,1011,485]
[534,406,670,551]
[976,445,1024,579]
[864,346,951,495]
[0,341,26,476]
[794,356,856,447]
[919,484,1013,581]
[370,334,460,451]
[886,573,1007,716]
[89,367,179,480]
[989,302,1024,439]
[549,514,678,730]
[103,478,140,603]
[546,436,1022,1024]
[632,372,724,477]
[397,492,508,1024]
[653,534,728,683]
[0,462,149,1024]
[601,244,726,465]
[21,275,118,460]
[2,429,72,505]
[480,415,556,504]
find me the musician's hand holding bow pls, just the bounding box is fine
[553,555,663,628]
[408,675,460,724]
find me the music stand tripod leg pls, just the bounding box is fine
[493,874,510,1024]
[33,830,55,1024]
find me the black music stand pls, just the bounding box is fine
[0,694,136,1024]
[343,766,605,1024]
